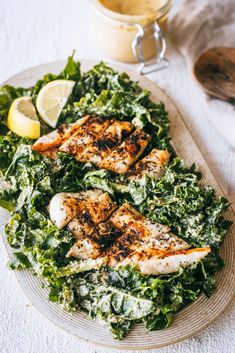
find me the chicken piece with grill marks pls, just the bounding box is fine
[49,192,211,275]
[67,221,120,259]
[77,120,133,164]
[107,203,190,266]
[99,128,151,174]
[67,192,117,259]
[32,115,90,158]
[49,189,109,230]
[109,202,144,232]
[116,247,211,275]
[59,117,113,158]
[128,148,170,180]
[67,192,116,240]
[106,203,210,274]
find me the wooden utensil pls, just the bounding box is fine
[193,47,235,103]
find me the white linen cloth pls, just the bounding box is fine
[170,0,235,149]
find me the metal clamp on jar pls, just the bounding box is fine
[91,0,172,75]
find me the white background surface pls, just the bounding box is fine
[0,1,234,353]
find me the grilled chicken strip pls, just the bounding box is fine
[77,120,133,164]
[32,116,90,158]
[67,192,116,240]
[67,222,120,259]
[59,117,113,157]
[107,203,210,273]
[99,128,151,174]
[107,203,189,266]
[128,148,170,179]
[49,190,107,229]
[109,202,146,232]
[116,247,211,275]
[67,193,117,259]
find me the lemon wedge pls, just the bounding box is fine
[8,97,40,139]
[36,80,75,128]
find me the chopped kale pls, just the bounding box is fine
[0,54,231,340]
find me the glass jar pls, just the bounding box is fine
[91,0,172,74]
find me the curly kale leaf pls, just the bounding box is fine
[129,158,231,247]
[60,272,156,339]
[32,51,81,98]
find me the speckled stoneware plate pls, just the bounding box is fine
[0,60,234,350]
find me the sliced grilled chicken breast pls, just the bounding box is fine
[129,148,170,179]
[49,192,211,275]
[117,247,211,275]
[107,225,190,266]
[77,120,133,164]
[49,193,81,230]
[38,147,58,159]
[67,192,116,239]
[32,116,90,157]
[59,117,113,157]
[49,189,107,229]
[109,202,146,232]
[68,238,102,259]
[99,128,151,173]
[67,222,120,259]
[107,202,189,266]
[67,194,117,260]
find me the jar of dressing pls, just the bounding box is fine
[91,0,172,74]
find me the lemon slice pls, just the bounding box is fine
[36,80,75,128]
[8,97,40,139]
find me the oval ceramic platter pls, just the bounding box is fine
[0,60,234,350]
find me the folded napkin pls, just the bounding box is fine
[170,0,235,149]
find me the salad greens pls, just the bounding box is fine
[0,53,231,339]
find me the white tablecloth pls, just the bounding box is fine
[0,1,234,353]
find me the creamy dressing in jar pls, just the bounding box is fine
[91,0,172,68]
[100,0,167,16]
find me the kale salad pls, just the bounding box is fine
[0,54,232,340]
